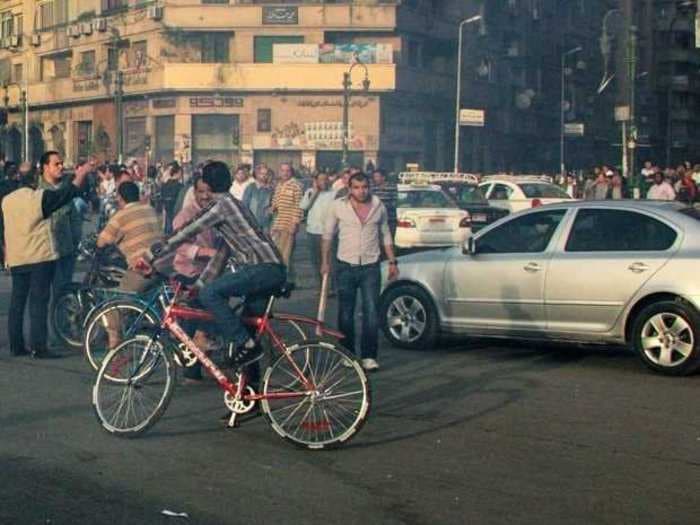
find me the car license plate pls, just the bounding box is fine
[472,213,487,222]
[429,217,445,223]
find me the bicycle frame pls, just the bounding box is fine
[153,285,344,426]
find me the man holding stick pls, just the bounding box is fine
[320,172,398,371]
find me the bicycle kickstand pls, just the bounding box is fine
[227,411,238,429]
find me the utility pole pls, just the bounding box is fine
[340,59,369,168]
[20,89,27,162]
[620,0,636,179]
[115,70,124,163]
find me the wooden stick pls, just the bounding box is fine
[316,273,329,337]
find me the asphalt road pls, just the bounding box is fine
[1,231,698,525]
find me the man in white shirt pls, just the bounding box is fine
[229,166,254,200]
[321,172,398,371]
[647,171,676,201]
[301,172,335,288]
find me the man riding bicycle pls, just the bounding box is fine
[139,161,286,368]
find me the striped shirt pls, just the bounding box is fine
[148,193,283,287]
[98,202,162,268]
[271,178,303,232]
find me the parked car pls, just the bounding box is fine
[380,200,700,376]
[394,180,471,250]
[435,179,509,232]
[479,175,573,213]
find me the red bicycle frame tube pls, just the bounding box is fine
[162,303,323,400]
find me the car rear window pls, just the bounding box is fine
[442,184,488,205]
[397,190,453,209]
[519,183,571,199]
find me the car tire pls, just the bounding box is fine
[380,284,439,350]
[632,299,700,376]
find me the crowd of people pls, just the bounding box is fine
[0,154,399,377]
[557,160,700,203]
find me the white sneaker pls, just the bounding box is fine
[361,358,380,371]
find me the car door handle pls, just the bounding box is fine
[628,262,650,273]
[523,262,542,273]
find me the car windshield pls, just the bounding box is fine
[441,184,488,205]
[397,190,453,209]
[519,183,571,199]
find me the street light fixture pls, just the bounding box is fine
[560,46,582,177]
[341,56,370,168]
[453,14,482,173]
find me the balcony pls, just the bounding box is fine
[162,1,398,30]
[16,63,396,108]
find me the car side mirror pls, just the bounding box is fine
[463,236,477,255]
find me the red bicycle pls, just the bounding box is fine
[92,281,371,449]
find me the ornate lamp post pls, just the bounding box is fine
[341,57,370,168]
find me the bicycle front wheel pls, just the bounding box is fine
[92,335,175,437]
[261,342,371,450]
[84,301,160,372]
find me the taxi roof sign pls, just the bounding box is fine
[398,172,481,185]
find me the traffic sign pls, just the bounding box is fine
[564,123,585,137]
[459,109,485,127]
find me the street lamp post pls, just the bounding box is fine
[453,14,482,173]
[115,70,124,163]
[560,46,582,178]
[341,58,370,168]
[665,1,695,168]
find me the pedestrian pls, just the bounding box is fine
[606,172,628,200]
[647,171,676,200]
[37,152,82,347]
[585,168,610,200]
[270,162,303,284]
[242,165,274,232]
[230,165,254,201]
[371,168,398,237]
[321,172,399,371]
[675,169,697,204]
[300,172,336,288]
[161,162,184,234]
[1,161,89,357]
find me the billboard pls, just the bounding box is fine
[319,43,393,64]
[273,44,320,64]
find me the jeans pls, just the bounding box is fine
[9,261,55,353]
[336,261,380,359]
[199,263,286,347]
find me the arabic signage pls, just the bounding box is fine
[273,44,319,64]
[459,109,485,127]
[262,6,298,25]
[564,123,585,137]
[73,78,100,92]
[189,97,244,108]
[153,98,177,109]
[297,98,370,109]
[319,43,393,64]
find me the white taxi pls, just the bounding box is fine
[479,175,574,213]
[395,173,472,250]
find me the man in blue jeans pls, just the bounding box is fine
[321,172,399,371]
[141,161,286,368]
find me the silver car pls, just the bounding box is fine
[380,200,700,376]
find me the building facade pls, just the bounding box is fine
[0,0,467,173]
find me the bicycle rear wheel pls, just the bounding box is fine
[92,335,175,437]
[52,287,94,350]
[261,342,371,450]
[84,301,160,372]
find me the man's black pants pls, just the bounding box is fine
[9,261,56,353]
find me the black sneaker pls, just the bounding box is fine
[228,340,263,369]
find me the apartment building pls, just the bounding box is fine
[0,0,466,172]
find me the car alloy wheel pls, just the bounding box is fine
[386,295,427,344]
[640,312,694,368]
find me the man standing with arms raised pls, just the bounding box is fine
[321,172,398,371]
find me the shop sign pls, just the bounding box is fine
[73,78,100,92]
[153,98,176,109]
[262,6,298,25]
[189,96,244,108]
[273,44,319,64]
[297,98,370,109]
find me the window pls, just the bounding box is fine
[477,210,566,254]
[107,46,119,71]
[254,35,303,63]
[125,117,147,157]
[78,50,96,76]
[12,63,22,83]
[41,53,71,80]
[38,0,67,30]
[192,114,240,166]
[155,115,175,163]
[440,184,488,205]
[566,210,677,252]
[131,40,147,68]
[101,0,126,13]
[397,190,452,209]
[201,34,229,63]
[491,184,513,200]
[75,121,92,160]
[257,109,271,132]
[519,183,571,199]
